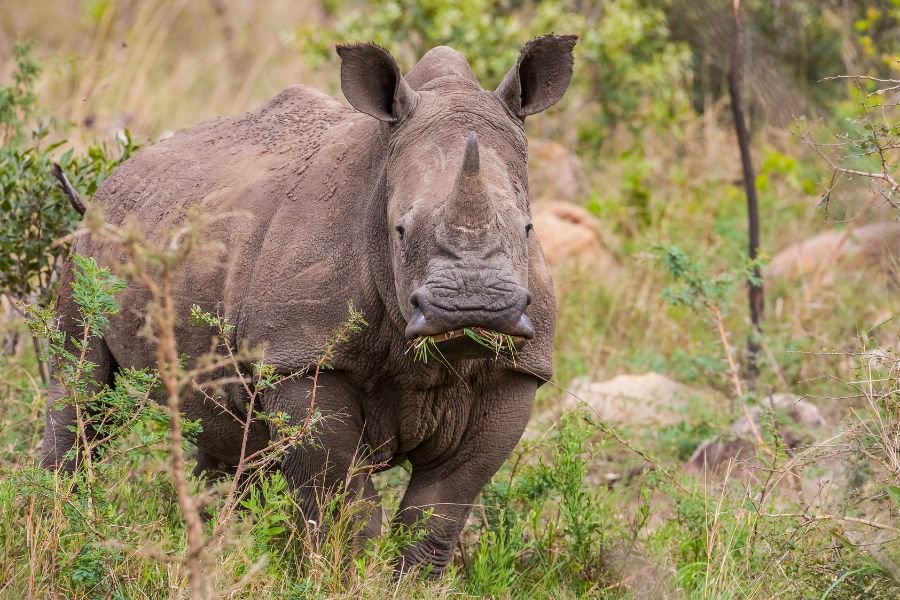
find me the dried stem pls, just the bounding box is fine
[761,512,900,535]
[121,237,214,599]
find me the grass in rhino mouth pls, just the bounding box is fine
[410,327,521,364]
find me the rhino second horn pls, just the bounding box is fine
[448,131,492,229]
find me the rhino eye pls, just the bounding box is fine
[395,224,405,240]
[525,223,533,237]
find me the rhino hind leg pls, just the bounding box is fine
[40,263,118,471]
[39,335,117,471]
[263,373,383,542]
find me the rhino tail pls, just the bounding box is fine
[51,163,86,216]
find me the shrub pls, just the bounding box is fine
[298,0,691,150]
[0,43,139,305]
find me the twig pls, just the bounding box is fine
[761,512,900,534]
[50,163,86,216]
[820,74,900,85]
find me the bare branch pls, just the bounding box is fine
[50,163,86,216]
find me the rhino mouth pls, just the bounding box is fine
[409,325,529,362]
[404,306,535,340]
[404,303,534,361]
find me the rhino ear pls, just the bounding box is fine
[495,34,578,119]
[337,43,418,122]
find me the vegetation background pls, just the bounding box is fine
[1,0,899,598]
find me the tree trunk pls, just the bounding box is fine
[727,0,764,384]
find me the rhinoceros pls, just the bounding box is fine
[41,35,576,574]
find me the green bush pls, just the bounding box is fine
[0,43,139,305]
[299,0,691,150]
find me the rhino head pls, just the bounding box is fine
[337,36,576,343]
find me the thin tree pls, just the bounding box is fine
[727,0,763,383]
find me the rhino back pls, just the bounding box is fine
[82,86,389,373]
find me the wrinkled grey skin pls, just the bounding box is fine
[41,35,576,574]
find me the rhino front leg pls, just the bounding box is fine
[394,371,536,576]
[264,373,382,540]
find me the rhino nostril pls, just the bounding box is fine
[409,291,421,309]
[525,290,532,306]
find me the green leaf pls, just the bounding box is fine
[60,147,74,166]
[45,139,66,153]
[886,485,900,507]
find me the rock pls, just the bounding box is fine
[731,394,826,435]
[769,393,827,429]
[684,436,757,476]
[528,139,585,203]
[532,201,618,272]
[527,138,619,275]
[563,372,715,427]
[685,394,827,477]
[766,222,900,283]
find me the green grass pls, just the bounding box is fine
[461,327,520,357]
[411,334,442,364]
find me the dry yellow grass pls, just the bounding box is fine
[1,1,332,143]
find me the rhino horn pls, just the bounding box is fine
[447,131,492,229]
